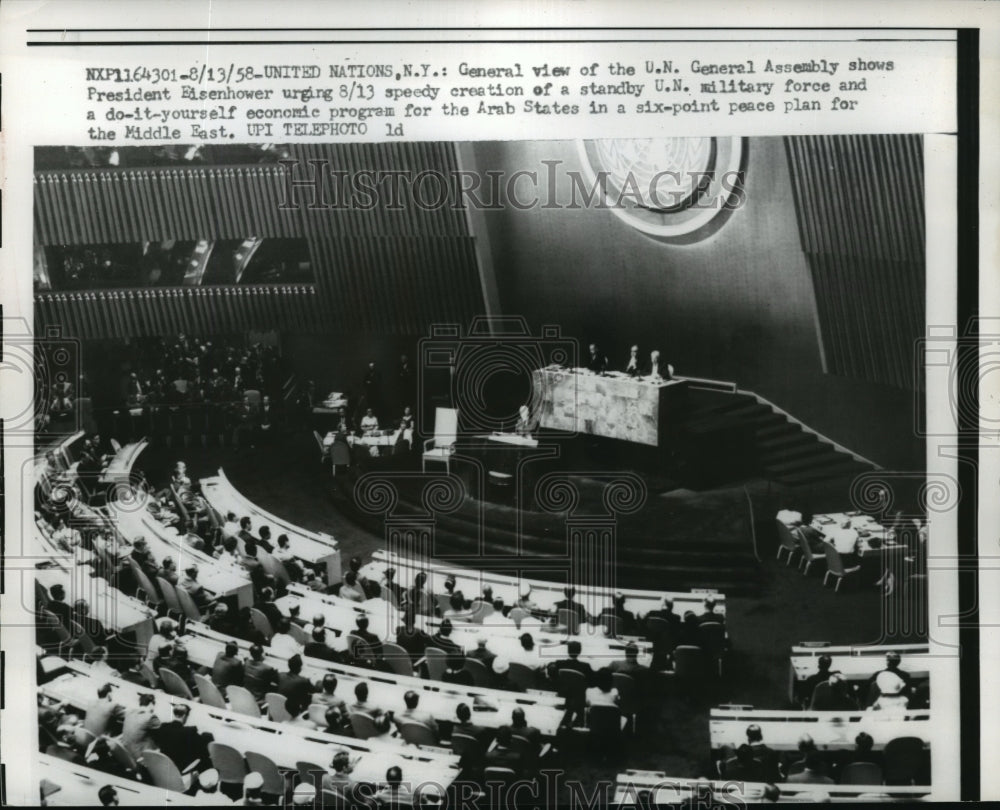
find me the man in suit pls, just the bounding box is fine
[83,683,126,737]
[598,594,637,636]
[552,587,589,627]
[381,568,405,605]
[607,642,648,683]
[211,641,245,690]
[352,615,383,661]
[277,655,315,714]
[256,526,275,554]
[698,598,725,626]
[178,565,212,611]
[452,702,491,768]
[207,603,237,637]
[154,703,213,772]
[304,627,342,663]
[484,725,522,775]
[45,584,74,630]
[395,690,439,741]
[347,681,383,720]
[237,517,255,547]
[585,343,608,374]
[243,644,280,702]
[120,693,162,759]
[643,350,669,379]
[395,619,433,664]
[467,635,497,669]
[799,654,833,706]
[722,744,766,782]
[745,724,782,783]
[623,345,641,376]
[429,619,463,658]
[510,707,541,751]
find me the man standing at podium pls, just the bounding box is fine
[585,343,608,374]
[515,404,538,438]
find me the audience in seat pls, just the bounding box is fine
[745,724,781,783]
[799,654,833,705]
[340,571,367,603]
[395,617,432,663]
[430,619,462,658]
[243,644,280,702]
[270,618,304,658]
[83,682,125,737]
[553,587,589,626]
[484,726,522,776]
[443,653,474,686]
[375,765,413,808]
[154,702,214,773]
[304,627,342,663]
[396,690,439,739]
[120,692,161,759]
[322,749,357,795]
[785,752,835,785]
[491,658,523,693]
[352,615,384,661]
[211,641,245,689]
[277,654,313,713]
[585,668,620,708]
[865,651,913,705]
[467,636,497,670]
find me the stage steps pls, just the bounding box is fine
[684,389,877,488]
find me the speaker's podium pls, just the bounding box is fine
[458,432,544,505]
[532,366,689,449]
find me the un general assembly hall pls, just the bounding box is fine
[29,136,933,806]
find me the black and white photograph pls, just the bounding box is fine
[0,4,994,806]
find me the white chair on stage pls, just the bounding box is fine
[422,407,458,474]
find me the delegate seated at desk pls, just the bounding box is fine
[360,409,379,435]
[623,345,641,377]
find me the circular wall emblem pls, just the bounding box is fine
[577,136,746,241]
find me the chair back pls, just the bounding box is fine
[611,672,638,716]
[672,645,708,679]
[156,577,183,614]
[557,668,587,701]
[883,736,926,785]
[287,622,310,646]
[397,721,438,747]
[208,742,248,785]
[646,616,673,648]
[175,586,203,621]
[557,609,580,635]
[349,711,379,740]
[249,608,274,640]
[507,662,537,691]
[823,543,848,576]
[265,692,292,722]
[463,657,492,688]
[138,663,159,688]
[321,788,351,809]
[587,704,623,737]
[331,441,351,466]
[796,530,819,562]
[432,407,459,449]
[382,642,415,676]
[307,703,330,728]
[839,761,884,786]
[509,607,528,630]
[226,685,263,718]
[483,766,517,787]
[159,666,194,700]
[775,519,800,551]
[510,733,541,763]
[345,633,371,661]
[141,749,187,792]
[451,731,480,757]
[193,673,228,709]
[258,550,291,589]
[424,646,448,681]
[70,620,96,655]
[697,622,726,658]
[244,751,286,795]
[128,559,162,606]
[105,737,139,774]
[469,600,494,623]
[314,430,328,456]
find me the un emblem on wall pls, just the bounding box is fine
[577,136,746,243]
